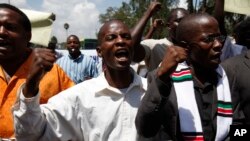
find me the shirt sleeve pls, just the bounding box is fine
[12,83,83,141]
[140,39,153,62]
[12,83,49,141]
[135,69,172,137]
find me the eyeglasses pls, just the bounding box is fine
[202,35,226,44]
[178,35,226,48]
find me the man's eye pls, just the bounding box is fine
[105,35,116,41]
[203,36,214,43]
[5,24,17,31]
[121,34,131,39]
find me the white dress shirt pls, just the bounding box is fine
[12,70,156,141]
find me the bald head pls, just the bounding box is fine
[97,19,129,45]
[176,13,219,43]
[167,8,189,22]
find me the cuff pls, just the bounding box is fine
[13,83,40,111]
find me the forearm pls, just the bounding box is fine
[13,84,80,140]
[131,5,156,62]
[131,7,154,42]
[13,84,47,140]
[143,26,156,40]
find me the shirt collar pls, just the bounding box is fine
[94,68,146,96]
[68,53,83,61]
[216,65,224,78]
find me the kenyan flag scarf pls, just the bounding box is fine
[171,62,232,141]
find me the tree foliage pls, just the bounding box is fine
[99,0,246,38]
[99,2,135,28]
[196,0,245,34]
[99,0,180,38]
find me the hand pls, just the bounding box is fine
[152,19,164,28]
[23,48,57,98]
[149,1,161,14]
[157,45,189,81]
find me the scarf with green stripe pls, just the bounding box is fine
[171,62,232,141]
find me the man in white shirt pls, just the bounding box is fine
[12,19,162,141]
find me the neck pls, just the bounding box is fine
[0,48,31,77]
[104,67,133,89]
[190,61,218,85]
[70,51,81,59]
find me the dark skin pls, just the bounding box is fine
[0,8,31,76]
[131,1,161,62]
[144,18,165,40]
[66,35,81,59]
[136,14,226,140]
[0,8,58,97]
[131,3,189,63]
[0,8,56,90]
[96,20,134,89]
[158,14,223,85]
[23,48,56,97]
[166,8,189,44]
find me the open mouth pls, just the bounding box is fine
[0,40,8,47]
[0,40,11,50]
[115,49,129,61]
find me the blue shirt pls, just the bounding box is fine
[221,36,247,61]
[56,53,99,84]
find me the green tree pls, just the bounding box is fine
[100,0,246,37]
[198,0,245,34]
[99,2,135,28]
[99,0,179,39]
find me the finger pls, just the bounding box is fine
[40,53,57,63]
[34,50,57,63]
[40,61,54,72]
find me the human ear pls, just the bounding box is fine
[178,41,190,49]
[96,46,102,58]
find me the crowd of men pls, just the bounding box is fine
[0,0,250,140]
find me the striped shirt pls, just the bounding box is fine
[56,53,99,84]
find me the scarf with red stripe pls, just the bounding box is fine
[171,62,232,141]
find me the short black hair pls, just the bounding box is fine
[97,19,125,45]
[233,17,250,48]
[234,17,250,38]
[67,34,80,42]
[0,3,31,32]
[176,13,215,43]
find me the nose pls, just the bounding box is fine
[213,39,223,51]
[115,35,126,46]
[0,26,8,36]
[116,35,124,42]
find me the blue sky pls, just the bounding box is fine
[0,0,186,42]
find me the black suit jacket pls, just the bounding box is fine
[136,65,243,141]
[222,50,250,124]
